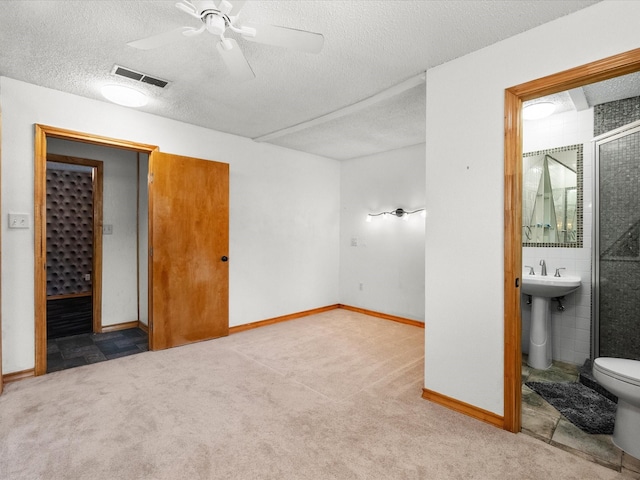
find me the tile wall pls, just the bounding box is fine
[594,97,640,360]
[522,108,593,365]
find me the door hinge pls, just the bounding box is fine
[149,173,154,183]
[150,247,153,257]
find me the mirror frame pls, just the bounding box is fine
[522,143,583,248]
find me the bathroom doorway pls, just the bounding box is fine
[517,111,640,468]
[503,48,640,434]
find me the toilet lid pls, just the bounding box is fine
[594,357,640,386]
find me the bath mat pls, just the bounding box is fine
[525,381,616,434]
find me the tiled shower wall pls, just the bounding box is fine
[595,97,640,360]
[522,108,593,366]
[594,97,640,136]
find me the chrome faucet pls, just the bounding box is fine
[540,259,547,276]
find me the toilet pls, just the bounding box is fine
[593,357,640,459]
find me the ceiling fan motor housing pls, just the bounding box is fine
[128,0,323,82]
[205,13,227,36]
[192,1,220,15]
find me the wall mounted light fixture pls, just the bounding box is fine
[366,208,426,222]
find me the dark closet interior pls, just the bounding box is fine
[46,163,94,339]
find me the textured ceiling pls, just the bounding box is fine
[0,0,601,160]
[582,71,640,106]
[524,70,640,119]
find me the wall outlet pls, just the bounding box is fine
[84,274,91,282]
[103,224,113,235]
[351,237,358,247]
[8,213,29,229]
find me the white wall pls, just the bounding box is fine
[48,138,140,327]
[1,77,340,374]
[339,144,425,320]
[425,1,640,415]
[522,109,594,366]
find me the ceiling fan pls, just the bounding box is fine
[127,0,324,82]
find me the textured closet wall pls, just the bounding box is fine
[46,167,93,296]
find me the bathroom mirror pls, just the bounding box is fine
[522,144,582,247]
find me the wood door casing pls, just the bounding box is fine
[0,110,3,394]
[34,125,159,376]
[149,152,229,350]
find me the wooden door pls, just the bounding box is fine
[149,152,229,349]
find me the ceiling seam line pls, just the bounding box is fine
[252,71,427,143]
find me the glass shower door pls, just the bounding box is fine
[594,121,640,360]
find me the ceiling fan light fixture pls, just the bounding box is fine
[523,101,556,120]
[205,13,226,36]
[101,84,148,107]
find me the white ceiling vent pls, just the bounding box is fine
[111,65,169,88]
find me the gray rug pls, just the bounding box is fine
[526,381,617,434]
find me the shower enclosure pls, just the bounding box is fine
[593,119,640,361]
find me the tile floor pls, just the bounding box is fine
[47,328,148,373]
[521,356,640,477]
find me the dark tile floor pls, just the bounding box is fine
[47,328,148,373]
[521,355,640,477]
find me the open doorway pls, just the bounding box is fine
[34,125,230,376]
[44,143,150,373]
[34,126,158,375]
[503,48,640,434]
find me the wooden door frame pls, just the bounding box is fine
[0,110,3,394]
[503,48,640,432]
[34,125,159,376]
[47,153,104,334]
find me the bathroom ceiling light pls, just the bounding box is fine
[101,84,148,107]
[523,102,556,120]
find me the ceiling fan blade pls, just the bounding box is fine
[241,23,324,54]
[127,27,190,50]
[227,0,247,16]
[216,38,255,82]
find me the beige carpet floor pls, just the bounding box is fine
[0,309,632,479]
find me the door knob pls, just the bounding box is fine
[221,256,228,262]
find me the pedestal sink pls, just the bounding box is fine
[522,273,581,370]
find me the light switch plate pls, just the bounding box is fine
[8,213,29,229]
[103,224,113,235]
